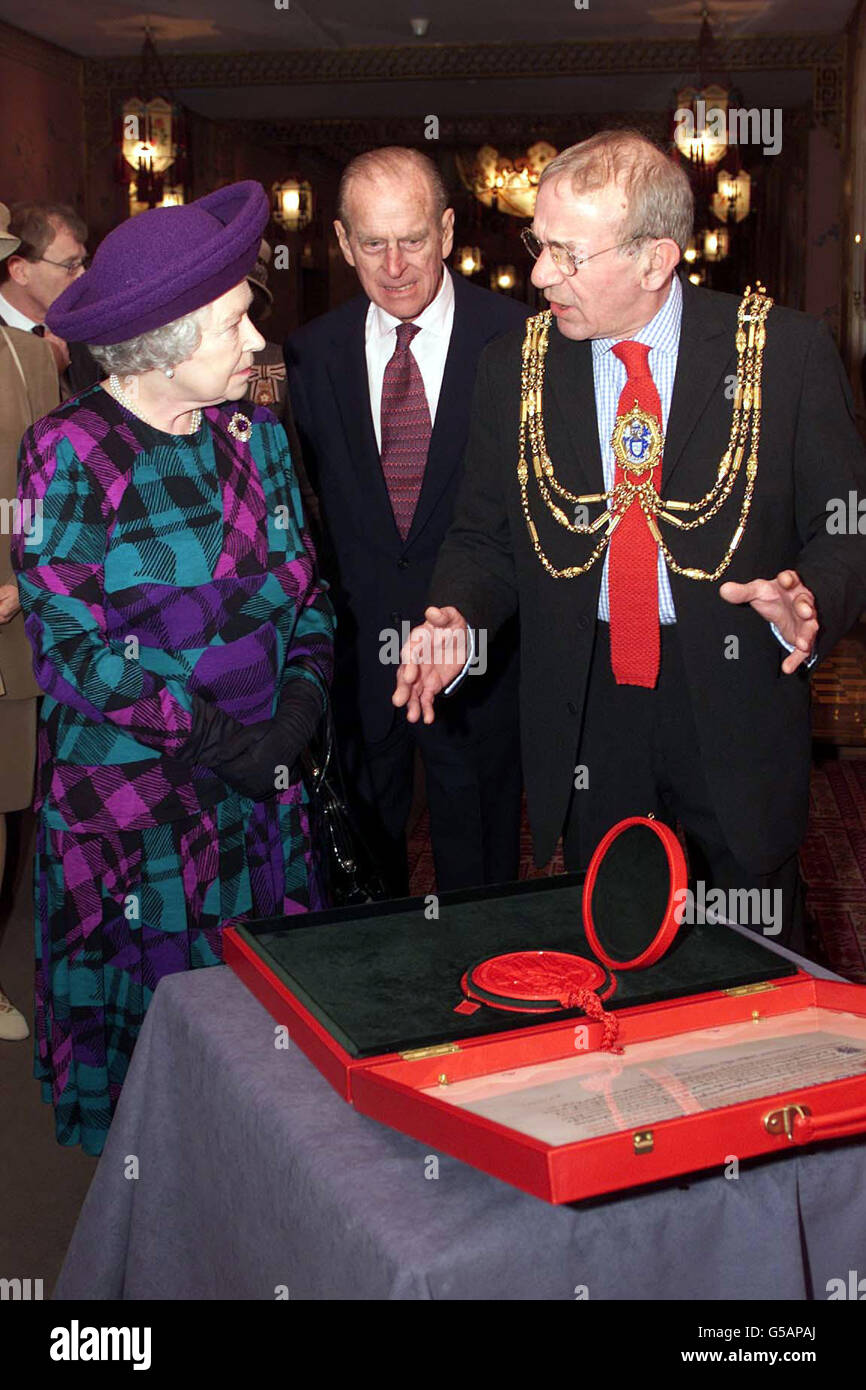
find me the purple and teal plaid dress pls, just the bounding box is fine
[13,384,334,1155]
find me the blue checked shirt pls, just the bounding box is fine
[595,274,681,624]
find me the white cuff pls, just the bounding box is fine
[770,622,817,669]
[443,625,475,695]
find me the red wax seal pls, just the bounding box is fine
[460,950,621,1052]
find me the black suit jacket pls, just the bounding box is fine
[65,341,101,396]
[285,269,529,744]
[429,277,866,874]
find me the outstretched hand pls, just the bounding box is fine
[720,569,818,674]
[392,605,470,724]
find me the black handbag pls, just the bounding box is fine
[301,708,389,907]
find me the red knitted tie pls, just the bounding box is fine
[608,340,661,688]
[380,321,431,541]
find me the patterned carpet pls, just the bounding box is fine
[408,759,866,983]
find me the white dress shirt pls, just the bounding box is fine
[0,290,39,332]
[365,266,455,453]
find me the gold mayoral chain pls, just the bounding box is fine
[517,282,773,581]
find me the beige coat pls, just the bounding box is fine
[0,325,59,699]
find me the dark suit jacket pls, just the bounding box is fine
[285,269,529,744]
[65,341,101,396]
[429,276,866,874]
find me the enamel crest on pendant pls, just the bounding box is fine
[611,400,664,476]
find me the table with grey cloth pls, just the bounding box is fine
[54,934,866,1301]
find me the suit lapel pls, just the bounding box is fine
[662,277,735,492]
[327,299,401,544]
[544,324,606,495]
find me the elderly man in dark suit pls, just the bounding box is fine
[286,147,527,897]
[394,130,866,952]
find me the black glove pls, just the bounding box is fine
[213,676,325,802]
[180,697,267,768]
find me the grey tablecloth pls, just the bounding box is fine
[54,954,866,1301]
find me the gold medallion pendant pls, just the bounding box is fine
[610,402,664,477]
[517,282,773,581]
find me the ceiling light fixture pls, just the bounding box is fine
[457,142,558,220]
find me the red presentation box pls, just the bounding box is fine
[224,820,866,1204]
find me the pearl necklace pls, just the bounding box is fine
[110,374,202,436]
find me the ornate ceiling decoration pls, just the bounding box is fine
[235,112,671,162]
[83,32,844,89]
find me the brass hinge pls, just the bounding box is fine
[399,1043,461,1062]
[723,982,778,997]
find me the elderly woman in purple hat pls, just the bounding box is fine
[12,182,334,1155]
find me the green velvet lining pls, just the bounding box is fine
[237,874,796,1058]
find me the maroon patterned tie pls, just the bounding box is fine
[380,321,431,540]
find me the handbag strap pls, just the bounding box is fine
[302,697,335,794]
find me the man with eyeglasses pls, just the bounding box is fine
[394,129,866,954]
[286,147,528,898]
[0,202,99,398]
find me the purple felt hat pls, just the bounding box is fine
[46,181,269,346]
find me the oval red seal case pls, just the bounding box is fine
[458,817,688,1049]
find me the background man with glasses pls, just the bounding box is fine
[394,129,866,953]
[286,146,527,898]
[0,202,99,398]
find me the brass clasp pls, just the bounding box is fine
[763,1104,811,1141]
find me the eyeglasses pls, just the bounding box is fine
[32,255,91,276]
[520,228,643,277]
